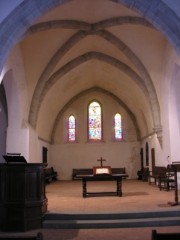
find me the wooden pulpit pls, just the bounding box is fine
[0,160,47,231]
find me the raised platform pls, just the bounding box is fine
[43,210,180,229]
[43,179,180,229]
[45,179,180,214]
[0,180,180,240]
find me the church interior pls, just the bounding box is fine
[0,0,180,239]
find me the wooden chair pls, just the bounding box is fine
[158,168,175,191]
[152,229,180,240]
[148,166,166,186]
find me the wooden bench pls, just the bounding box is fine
[148,166,166,185]
[45,167,57,183]
[72,168,93,180]
[72,167,127,180]
[152,229,180,240]
[0,232,43,240]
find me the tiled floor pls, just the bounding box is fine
[0,179,180,240]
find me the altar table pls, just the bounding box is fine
[77,174,128,198]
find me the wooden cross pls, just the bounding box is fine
[97,157,106,167]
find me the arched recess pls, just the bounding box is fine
[51,87,141,143]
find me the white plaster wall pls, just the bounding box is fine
[162,46,180,163]
[50,141,140,180]
[3,46,29,160]
[28,126,40,163]
[48,90,141,180]
[4,73,29,158]
[141,134,165,170]
[28,125,51,163]
[53,91,138,144]
[38,138,51,164]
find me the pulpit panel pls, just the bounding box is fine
[0,163,47,231]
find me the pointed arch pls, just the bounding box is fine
[28,21,160,132]
[0,0,180,75]
[29,51,149,128]
[51,87,141,143]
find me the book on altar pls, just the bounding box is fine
[93,166,112,175]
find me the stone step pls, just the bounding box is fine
[44,210,180,220]
[43,216,180,229]
[43,211,180,229]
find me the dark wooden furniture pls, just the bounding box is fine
[3,154,27,163]
[72,167,126,180]
[148,166,166,185]
[44,167,57,183]
[158,166,175,191]
[151,229,180,240]
[79,173,128,198]
[137,167,149,181]
[72,168,93,180]
[0,232,43,240]
[0,163,47,232]
[167,163,180,206]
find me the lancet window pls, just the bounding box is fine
[68,115,76,142]
[88,101,102,141]
[114,113,122,140]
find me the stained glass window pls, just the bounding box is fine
[68,115,75,142]
[114,113,122,140]
[88,101,102,141]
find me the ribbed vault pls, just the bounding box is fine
[0,0,179,146]
[28,18,161,137]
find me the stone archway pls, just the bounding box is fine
[0,0,179,149]
[27,18,160,134]
[0,0,180,74]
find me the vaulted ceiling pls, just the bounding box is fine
[18,0,168,142]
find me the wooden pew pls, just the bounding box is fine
[0,232,43,240]
[45,167,57,183]
[152,229,180,240]
[72,167,127,180]
[72,168,93,180]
